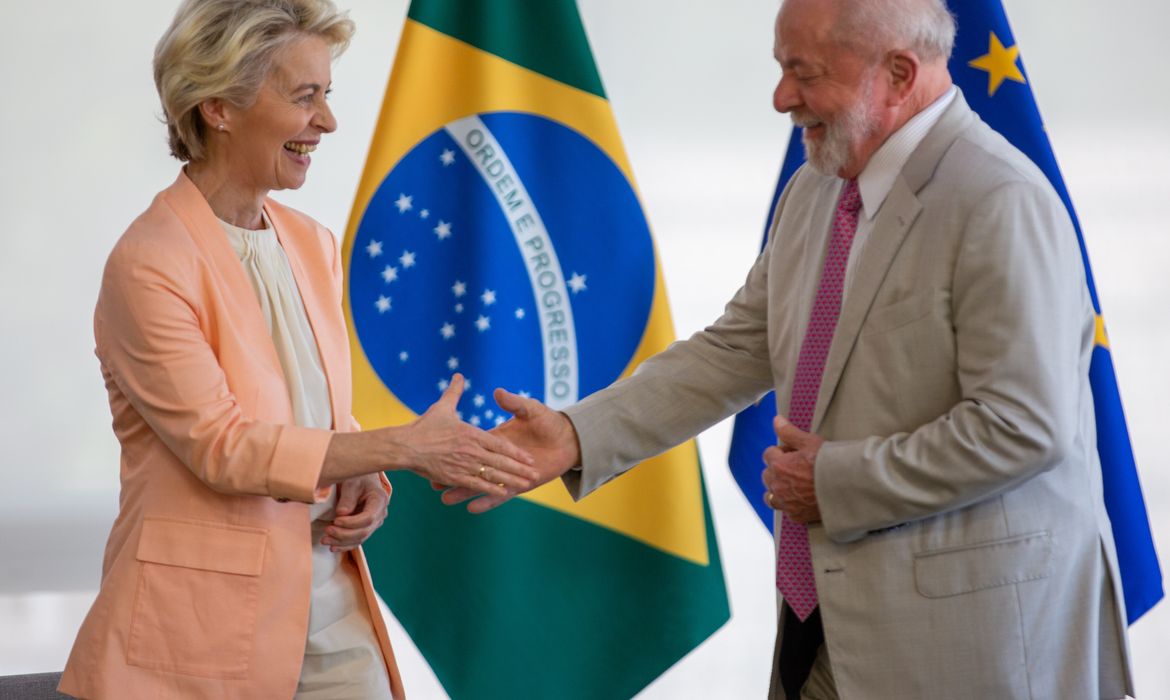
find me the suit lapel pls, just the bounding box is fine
[809,93,978,432]
[163,172,285,375]
[811,181,922,431]
[266,202,345,430]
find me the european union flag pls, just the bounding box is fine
[728,0,1163,623]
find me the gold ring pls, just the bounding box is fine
[478,466,486,478]
[765,491,774,507]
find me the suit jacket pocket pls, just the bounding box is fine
[127,517,268,679]
[913,531,1053,598]
[860,288,942,336]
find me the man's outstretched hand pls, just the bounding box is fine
[436,388,582,513]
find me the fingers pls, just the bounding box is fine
[493,387,535,419]
[439,485,516,513]
[430,480,448,491]
[324,480,389,551]
[440,486,478,505]
[467,492,513,514]
[475,461,529,493]
[435,373,465,411]
[479,430,536,470]
[335,479,360,516]
[322,516,378,551]
[773,415,807,449]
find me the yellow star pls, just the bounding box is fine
[1095,314,1110,349]
[968,32,1026,96]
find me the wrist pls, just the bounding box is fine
[376,424,417,472]
[557,411,584,468]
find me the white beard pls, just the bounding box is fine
[793,82,880,176]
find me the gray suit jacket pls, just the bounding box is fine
[562,93,1133,699]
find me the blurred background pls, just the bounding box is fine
[1,0,1167,696]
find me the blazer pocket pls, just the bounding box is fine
[860,289,941,336]
[913,531,1053,598]
[127,517,268,679]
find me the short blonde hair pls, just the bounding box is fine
[153,0,354,162]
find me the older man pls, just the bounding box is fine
[443,0,1134,697]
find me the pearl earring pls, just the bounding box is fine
[217,123,226,131]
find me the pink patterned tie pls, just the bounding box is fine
[776,178,861,621]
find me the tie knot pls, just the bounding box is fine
[837,179,861,215]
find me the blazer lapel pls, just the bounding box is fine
[162,172,285,375]
[809,93,978,432]
[265,202,346,430]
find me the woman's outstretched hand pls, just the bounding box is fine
[438,387,582,513]
[403,374,538,497]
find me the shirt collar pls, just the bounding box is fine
[856,86,957,221]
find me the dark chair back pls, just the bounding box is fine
[0,673,69,700]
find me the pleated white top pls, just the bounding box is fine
[219,214,392,699]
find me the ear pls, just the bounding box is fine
[197,97,230,132]
[885,50,920,105]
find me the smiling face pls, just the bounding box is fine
[772,0,893,178]
[220,33,336,193]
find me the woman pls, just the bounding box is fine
[59,1,536,698]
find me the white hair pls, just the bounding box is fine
[830,0,957,63]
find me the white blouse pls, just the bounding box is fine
[219,215,392,700]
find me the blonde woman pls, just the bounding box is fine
[59,1,536,697]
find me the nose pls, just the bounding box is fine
[773,73,800,114]
[314,99,337,134]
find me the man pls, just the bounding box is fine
[441,0,1133,697]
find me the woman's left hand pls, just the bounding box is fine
[322,473,390,552]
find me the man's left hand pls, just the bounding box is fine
[322,473,390,552]
[762,416,823,523]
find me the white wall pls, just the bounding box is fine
[1,0,1168,696]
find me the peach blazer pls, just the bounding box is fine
[60,171,405,700]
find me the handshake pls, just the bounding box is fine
[408,373,824,524]
[410,374,582,513]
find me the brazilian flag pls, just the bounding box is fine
[341,1,731,697]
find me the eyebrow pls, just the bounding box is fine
[293,83,323,93]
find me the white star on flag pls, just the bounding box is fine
[447,357,459,370]
[568,272,588,293]
[434,220,452,240]
[473,394,485,408]
[381,265,398,283]
[469,415,481,427]
[452,280,467,297]
[518,390,531,398]
[455,303,464,313]
[365,240,383,258]
[375,296,391,313]
[420,209,430,219]
[494,416,505,427]
[514,307,526,319]
[440,149,455,166]
[440,322,455,339]
[437,379,449,391]
[485,410,494,419]
[399,250,416,268]
[481,289,496,306]
[399,351,409,362]
[475,315,491,332]
[394,193,413,213]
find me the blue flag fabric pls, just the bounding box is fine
[728,0,1163,623]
